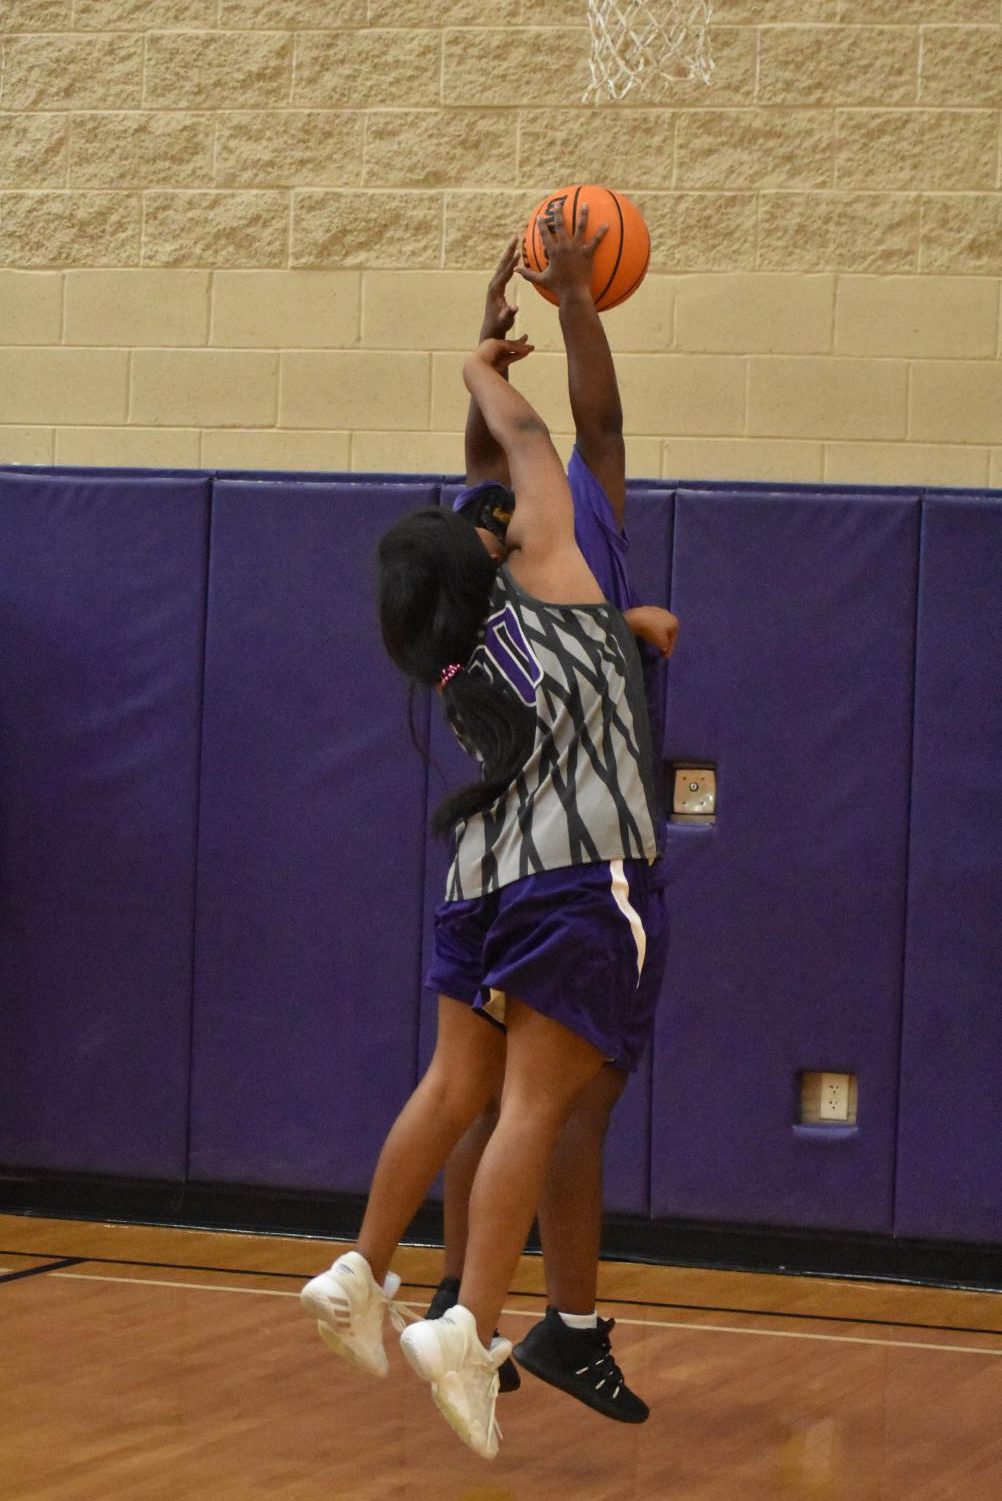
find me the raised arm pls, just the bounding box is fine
[518,205,626,528]
[464,236,520,488]
[463,339,602,605]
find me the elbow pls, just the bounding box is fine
[594,403,624,438]
[514,413,549,437]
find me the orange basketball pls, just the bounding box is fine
[522,184,650,312]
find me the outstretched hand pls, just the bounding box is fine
[517,201,608,302]
[472,334,534,373]
[481,235,520,340]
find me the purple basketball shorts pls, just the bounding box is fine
[426,857,669,1072]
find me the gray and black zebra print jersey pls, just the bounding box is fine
[446,568,661,900]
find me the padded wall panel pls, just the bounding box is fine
[188,481,435,1191]
[0,472,208,1177]
[418,487,675,1214]
[601,489,674,1214]
[895,495,1002,1243]
[651,489,919,1231]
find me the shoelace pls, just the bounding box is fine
[571,1321,626,1400]
[385,1293,407,1334]
[466,1325,509,1450]
[485,1365,503,1447]
[376,1270,408,1334]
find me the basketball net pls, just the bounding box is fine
[583,0,713,102]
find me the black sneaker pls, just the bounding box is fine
[425,1275,461,1321]
[513,1307,648,1423]
[424,1275,521,1393]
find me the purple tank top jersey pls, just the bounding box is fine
[567,447,634,612]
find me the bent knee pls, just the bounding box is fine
[421,1060,495,1129]
[566,1065,628,1134]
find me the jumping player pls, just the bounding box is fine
[427,213,677,1422]
[301,328,666,1459]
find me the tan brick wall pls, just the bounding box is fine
[1,8,1000,486]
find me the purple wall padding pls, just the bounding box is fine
[187,481,435,1191]
[601,489,674,1213]
[0,471,209,1177]
[651,488,920,1232]
[895,495,1002,1243]
[6,462,1001,1252]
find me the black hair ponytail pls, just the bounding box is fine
[377,506,536,836]
[433,667,535,834]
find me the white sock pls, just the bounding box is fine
[558,1310,598,1330]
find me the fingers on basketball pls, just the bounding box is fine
[522,184,651,312]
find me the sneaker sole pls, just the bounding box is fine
[512,1341,648,1424]
[400,1329,498,1460]
[430,1374,498,1461]
[313,1318,389,1377]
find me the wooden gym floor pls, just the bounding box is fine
[3,1213,1002,1500]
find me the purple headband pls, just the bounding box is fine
[452,482,499,515]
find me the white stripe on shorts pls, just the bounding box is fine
[609,858,646,981]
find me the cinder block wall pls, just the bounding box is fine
[2,2,1001,484]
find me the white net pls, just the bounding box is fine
[583,0,714,102]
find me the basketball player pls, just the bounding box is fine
[427,211,677,1420]
[302,328,666,1458]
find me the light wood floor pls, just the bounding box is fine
[4,1213,1002,1500]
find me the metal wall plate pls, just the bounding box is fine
[673,766,716,817]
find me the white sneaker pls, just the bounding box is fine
[300,1250,403,1377]
[400,1304,511,1460]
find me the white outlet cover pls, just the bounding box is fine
[818,1072,851,1122]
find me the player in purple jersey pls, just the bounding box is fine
[302,330,668,1460]
[426,216,679,1420]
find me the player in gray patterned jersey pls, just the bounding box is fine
[301,332,667,1461]
[428,217,678,1423]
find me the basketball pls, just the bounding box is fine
[522,184,651,312]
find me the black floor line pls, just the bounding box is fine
[0,1257,84,1284]
[4,1247,1002,1339]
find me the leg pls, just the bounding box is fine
[399,999,604,1456]
[432,1095,522,1395]
[514,1070,651,1424]
[537,1063,627,1312]
[441,1101,500,1282]
[514,874,668,1425]
[458,998,605,1347]
[301,996,503,1378]
[355,995,504,1283]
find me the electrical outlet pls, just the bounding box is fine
[799,1071,858,1126]
[818,1073,851,1122]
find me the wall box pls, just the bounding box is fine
[672,765,716,823]
[800,1072,859,1126]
